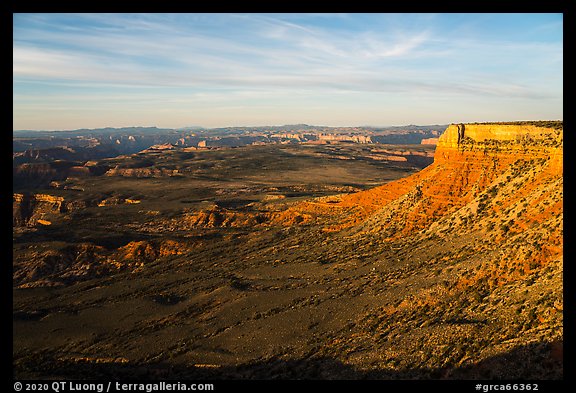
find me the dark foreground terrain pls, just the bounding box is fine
[13,129,562,380]
[14,143,440,379]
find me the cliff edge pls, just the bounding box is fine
[438,123,561,148]
[301,122,562,235]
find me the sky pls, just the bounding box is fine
[13,13,563,130]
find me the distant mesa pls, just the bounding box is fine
[420,137,439,145]
[13,124,446,157]
[140,144,175,153]
[286,121,562,239]
[12,120,562,379]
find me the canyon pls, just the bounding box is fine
[13,122,562,380]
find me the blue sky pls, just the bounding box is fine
[13,13,563,130]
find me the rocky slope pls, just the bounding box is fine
[293,123,562,234]
[13,193,69,227]
[13,193,141,228]
[286,122,563,378]
[13,123,562,379]
[13,239,191,288]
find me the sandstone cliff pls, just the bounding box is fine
[295,123,561,235]
[258,122,561,377]
[13,193,66,227]
[12,122,563,379]
[421,137,439,145]
[13,193,142,227]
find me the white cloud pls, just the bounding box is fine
[12,13,563,129]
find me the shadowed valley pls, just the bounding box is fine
[13,122,563,380]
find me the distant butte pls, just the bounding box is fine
[13,121,562,379]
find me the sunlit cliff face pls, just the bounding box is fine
[287,123,562,239]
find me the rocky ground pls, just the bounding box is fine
[12,127,563,380]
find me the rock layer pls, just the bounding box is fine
[293,123,562,237]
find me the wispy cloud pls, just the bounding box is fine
[13,13,563,129]
[13,16,436,94]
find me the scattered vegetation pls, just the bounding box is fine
[13,127,562,380]
[467,120,563,130]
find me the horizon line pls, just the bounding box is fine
[13,119,564,133]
